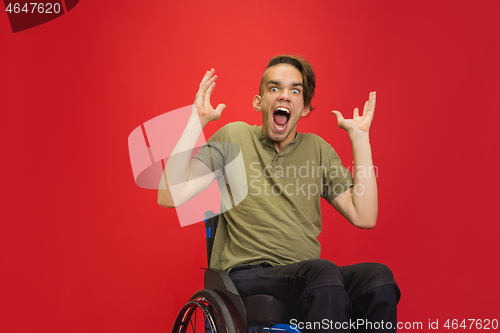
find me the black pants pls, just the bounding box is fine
[228,259,401,333]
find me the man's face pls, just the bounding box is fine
[254,64,310,149]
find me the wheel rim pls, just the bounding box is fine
[174,296,226,333]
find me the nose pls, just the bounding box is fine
[278,89,291,102]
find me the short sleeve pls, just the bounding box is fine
[193,124,230,178]
[322,147,354,202]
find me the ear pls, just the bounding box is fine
[253,95,262,112]
[301,105,311,117]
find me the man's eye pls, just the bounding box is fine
[270,87,278,92]
[292,89,300,94]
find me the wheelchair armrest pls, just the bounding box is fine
[204,268,247,333]
[204,268,240,296]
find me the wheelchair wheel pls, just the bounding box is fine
[172,289,236,333]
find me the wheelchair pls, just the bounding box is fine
[171,212,303,333]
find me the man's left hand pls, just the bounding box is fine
[332,91,376,134]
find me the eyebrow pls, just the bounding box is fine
[267,80,303,88]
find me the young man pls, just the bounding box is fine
[158,55,400,332]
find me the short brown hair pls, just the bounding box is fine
[260,55,316,110]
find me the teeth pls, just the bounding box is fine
[276,107,290,114]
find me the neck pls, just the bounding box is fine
[262,127,296,152]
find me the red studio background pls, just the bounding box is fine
[1,1,499,332]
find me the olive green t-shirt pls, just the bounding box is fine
[194,122,353,272]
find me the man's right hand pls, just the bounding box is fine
[193,69,227,127]
[158,69,224,209]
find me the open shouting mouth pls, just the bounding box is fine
[273,106,291,132]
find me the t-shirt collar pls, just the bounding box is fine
[256,126,301,150]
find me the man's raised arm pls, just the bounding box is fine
[330,92,378,229]
[158,69,226,208]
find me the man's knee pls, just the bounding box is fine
[302,259,344,289]
[365,263,397,285]
[341,262,400,301]
[367,264,401,304]
[343,263,396,285]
